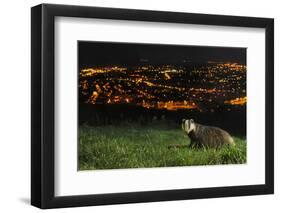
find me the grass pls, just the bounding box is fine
[78,124,247,170]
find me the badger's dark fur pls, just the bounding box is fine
[182,119,235,148]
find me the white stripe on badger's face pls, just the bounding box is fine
[184,119,196,133]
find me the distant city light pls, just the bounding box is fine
[79,63,246,111]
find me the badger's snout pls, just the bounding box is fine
[181,119,186,131]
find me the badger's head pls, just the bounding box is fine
[182,119,196,134]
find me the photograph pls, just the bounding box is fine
[78,41,247,170]
[29,2,274,209]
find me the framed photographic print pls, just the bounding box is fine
[31,3,274,209]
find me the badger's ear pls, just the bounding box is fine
[190,119,194,123]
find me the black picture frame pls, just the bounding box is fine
[31,3,274,209]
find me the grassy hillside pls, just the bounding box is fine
[79,124,246,170]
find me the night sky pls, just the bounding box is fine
[78,41,246,69]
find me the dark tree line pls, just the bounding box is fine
[79,103,246,136]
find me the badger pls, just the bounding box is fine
[182,119,235,148]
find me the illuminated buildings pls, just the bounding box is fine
[79,63,246,112]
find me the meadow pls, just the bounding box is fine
[78,123,246,170]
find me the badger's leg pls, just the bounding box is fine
[188,143,194,149]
